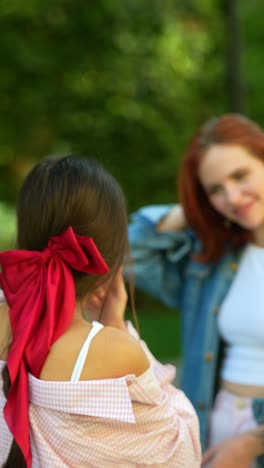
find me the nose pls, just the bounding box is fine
[224,184,242,205]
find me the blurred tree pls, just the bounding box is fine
[0,1,263,350]
[0,0,262,213]
[0,0,227,209]
[221,0,243,112]
[238,0,264,122]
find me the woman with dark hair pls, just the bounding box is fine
[129,114,264,467]
[0,155,200,467]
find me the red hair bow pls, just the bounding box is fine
[0,227,109,467]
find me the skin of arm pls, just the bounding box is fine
[156,205,186,232]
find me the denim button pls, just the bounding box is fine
[230,262,238,271]
[204,352,213,362]
[197,402,205,410]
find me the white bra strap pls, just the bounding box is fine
[70,321,104,382]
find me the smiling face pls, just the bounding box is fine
[198,144,264,233]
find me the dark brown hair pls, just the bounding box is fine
[2,155,129,467]
[179,114,264,262]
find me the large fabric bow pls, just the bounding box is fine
[0,227,109,467]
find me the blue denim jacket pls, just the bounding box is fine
[128,205,242,450]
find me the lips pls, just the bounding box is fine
[233,201,256,219]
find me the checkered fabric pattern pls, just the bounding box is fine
[0,324,201,467]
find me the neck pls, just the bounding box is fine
[72,300,87,322]
[253,224,264,247]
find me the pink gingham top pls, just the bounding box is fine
[0,322,201,467]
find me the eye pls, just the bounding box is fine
[232,170,248,181]
[207,185,222,196]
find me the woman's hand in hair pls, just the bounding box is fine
[86,268,127,330]
[99,268,127,329]
[85,286,105,322]
[157,205,186,232]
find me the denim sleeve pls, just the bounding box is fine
[127,205,193,309]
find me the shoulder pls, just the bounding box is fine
[82,326,150,380]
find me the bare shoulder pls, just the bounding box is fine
[81,326,150,380]
[0,301,9,316]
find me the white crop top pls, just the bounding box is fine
[218,244,264,386]
[70,321,104,382]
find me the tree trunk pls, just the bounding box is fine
[222,0,243,112]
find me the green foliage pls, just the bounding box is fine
[239,0,264,124]
[0,0,228,209]
[0,203,16,249]
[127,290,182,360]
[137,310,181,360]
[0,0,262,358]
[0,1,262,231]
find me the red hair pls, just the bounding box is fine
[179,114,264,262]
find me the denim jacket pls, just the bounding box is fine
[128,205,243,450]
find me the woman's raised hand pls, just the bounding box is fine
[157,205,186,232]
[86,268,127,330]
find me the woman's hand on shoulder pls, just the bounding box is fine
[157,205,186,232]
[202,432,262,468]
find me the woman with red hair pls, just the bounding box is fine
[129,114,264,467]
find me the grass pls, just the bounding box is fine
[127,292,182,362]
